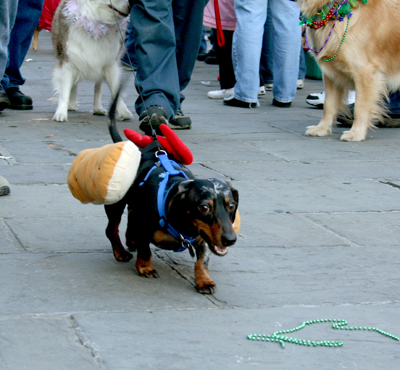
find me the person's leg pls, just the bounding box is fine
[215,30,235,90]
[173,0,208,101]
[260,10,273,89]
[231,0,267,104]
[2,0,44,90]
[131,0,179,120]
[269,0,301,105]
[0,0,18,111]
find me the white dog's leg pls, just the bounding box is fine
[306,76,343,137]
[93,81,107,116]
[68,84,78,111]
[340,69,383,142]
[53,65,75,122]
[104,64,133,120]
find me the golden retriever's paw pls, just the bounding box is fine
[340,130,366,142]
[53,111,68,122]
[68,104,77,111]
[305,125,332,137]
[93,107,107,116]
[118,109,134,121]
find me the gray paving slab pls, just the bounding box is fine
[72,306,400,370]
[1,30,400,370]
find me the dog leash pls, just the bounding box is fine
[247,318,399,349]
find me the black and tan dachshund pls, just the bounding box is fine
[105,112,240,293]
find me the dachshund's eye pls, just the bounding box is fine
[198,204,210,214]
[228,202,236,211]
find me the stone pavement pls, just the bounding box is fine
[0,31,399,370]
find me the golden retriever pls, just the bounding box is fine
[298,0,400,141]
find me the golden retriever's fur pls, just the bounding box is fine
[298,0,400,141]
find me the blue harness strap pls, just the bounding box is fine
[142,152,197,253]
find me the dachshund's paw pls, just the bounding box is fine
[196,280,216,294]
[113,248,133,262]
[137,267,159,278]
[136,258,159,278]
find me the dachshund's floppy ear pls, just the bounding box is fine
[228,183,239,205]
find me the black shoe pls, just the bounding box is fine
[197,52,207,61]
[199,50,216,63]
[204,55,218,65]
[0,88,10,111]
[223,96,259,109]
[6,87,33,110]
[272,98,291,108]
[139,105,169,135]
[169,108,192,130]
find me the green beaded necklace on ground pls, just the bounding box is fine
[247,319,399,349]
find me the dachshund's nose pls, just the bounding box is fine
[221,232,237,247]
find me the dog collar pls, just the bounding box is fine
[63,0,130,39]
[139,152,198,254]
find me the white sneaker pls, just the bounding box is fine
[265,83,273,91]
[207,88,234,99]
[306,90,356,108]
[258,86,266,95]
[297,79,305,89]
[306,91,325,108]
[346,90,356,104]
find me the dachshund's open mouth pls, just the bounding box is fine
[108,5,129,17]
[201,232,228,256]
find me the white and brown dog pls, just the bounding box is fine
[51,0,133,122]
[299,0,400,141]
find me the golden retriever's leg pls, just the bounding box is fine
[306,76,344,137]
[32,26,42,51]
[340,69,383,142]
[93,81,107,116]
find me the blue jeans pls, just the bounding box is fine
[130,0,207,120]
[1,0,44,90]
[232,0,301,103]
[0,0,19,82]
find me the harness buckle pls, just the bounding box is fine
[180,235,195,257]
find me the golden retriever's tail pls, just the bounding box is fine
[108,89,124,143]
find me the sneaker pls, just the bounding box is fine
[0,88,10,111]
[139,105,169,135]
[223,95,259,108]
[258,86,266,95]
[346,90,356,105]
[265,83,273,91]
[208,88,234,99]
[169,108,192,130]
[297,79,305,89]
[0,176,10,196]
[6,87,33,110]
[306,91,325,108]
[272,98,291,108]
[306,90,356,109]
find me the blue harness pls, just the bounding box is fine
[139,151,197,254]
